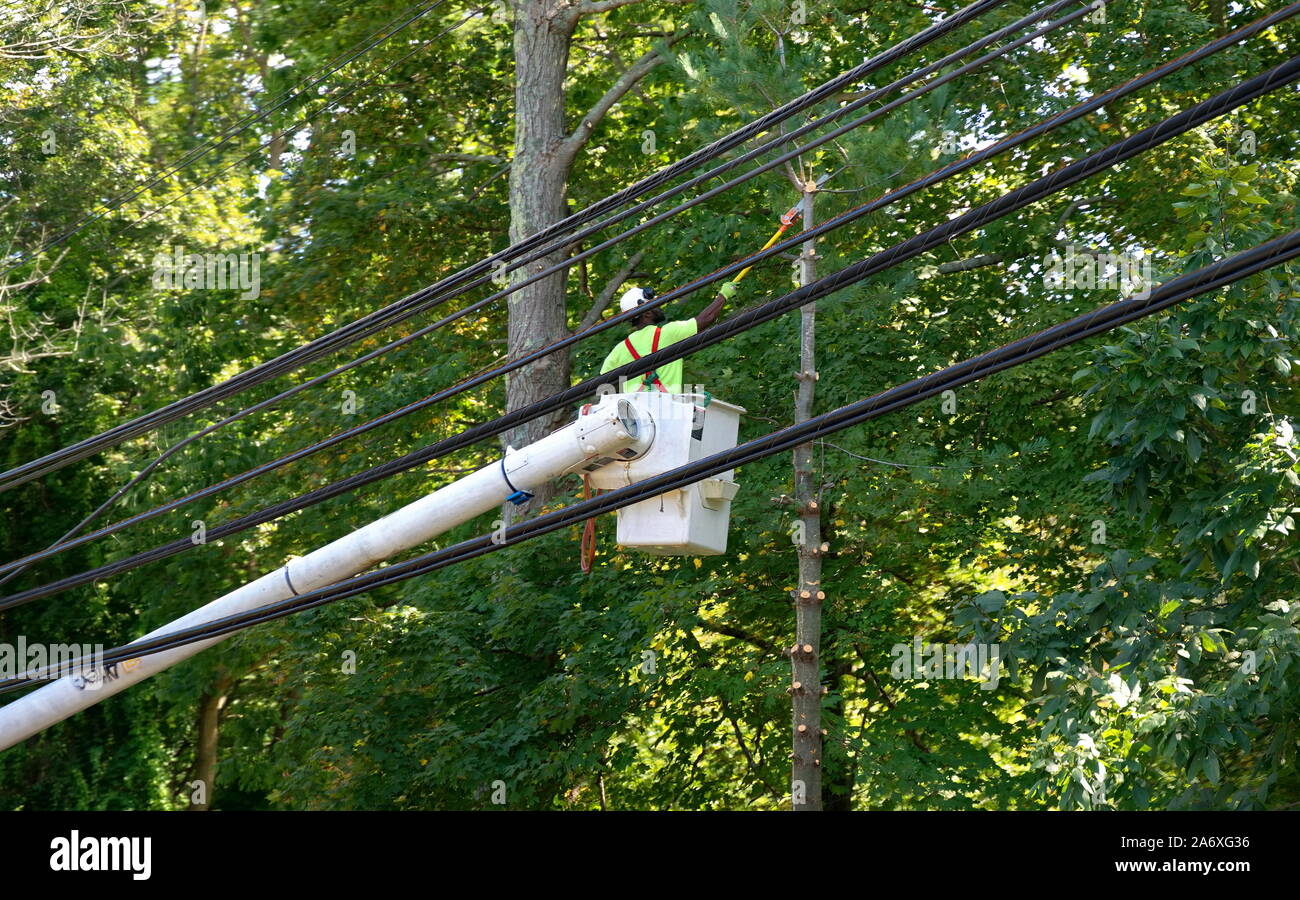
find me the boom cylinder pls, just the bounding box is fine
[0,399,651,750]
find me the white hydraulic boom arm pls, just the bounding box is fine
[0,398,653,750]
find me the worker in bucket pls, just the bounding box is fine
[599,281,736,394]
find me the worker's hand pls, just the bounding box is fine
[719,281,739,300]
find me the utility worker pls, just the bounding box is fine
[599,281,736,394]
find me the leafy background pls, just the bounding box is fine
[0,0,1296,809]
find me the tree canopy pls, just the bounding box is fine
[0,0,1296,810]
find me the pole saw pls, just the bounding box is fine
[581,165,845,572]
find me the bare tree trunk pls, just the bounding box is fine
[500,2,673,519]
[190,672,233,811]
[503,0,579,513]
[790,187,823,810]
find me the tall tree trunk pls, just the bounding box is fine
[790,187,824,809]
[190,672,232,811]
[503,0,579,513]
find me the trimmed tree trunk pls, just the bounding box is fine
[790,187,823,810]
[503,0,579,511]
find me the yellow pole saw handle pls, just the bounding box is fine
[728,169,838,288]
[732,218,793,285]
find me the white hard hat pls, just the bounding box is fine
[619,285,654,313]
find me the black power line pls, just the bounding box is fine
[6,0,1285,578]
[0,0,1097,581]
[8,226,1297,691]
[0,0,1011,492]
[2,49,1296,608]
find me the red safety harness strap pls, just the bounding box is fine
[622,327,668,392]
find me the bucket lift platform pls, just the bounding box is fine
[585,392,745,555]
[0,393,744,747]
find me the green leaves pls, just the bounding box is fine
[5,0,1300,813]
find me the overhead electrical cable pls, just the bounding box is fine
[0,0,1096,584]
[7,226,1298,690]
[2,50,1296,607]
[1,2,1289,579]
[0,0,1012,491]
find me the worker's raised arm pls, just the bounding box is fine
[695,281,737,330]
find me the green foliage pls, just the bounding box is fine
[0,0,1296,810]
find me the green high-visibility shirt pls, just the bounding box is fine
[599,319,698,394]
